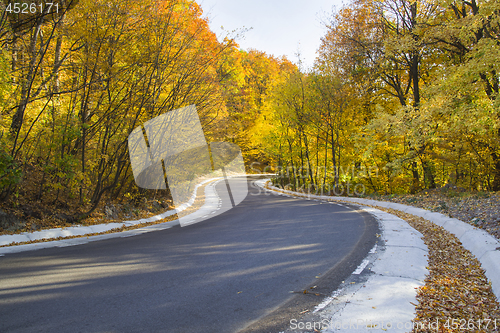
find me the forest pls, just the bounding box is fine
[0,0,499,227]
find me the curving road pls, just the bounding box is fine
[0,177,378,333]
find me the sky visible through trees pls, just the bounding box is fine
[199,0,337,68]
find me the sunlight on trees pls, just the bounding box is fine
[261,0,500,195]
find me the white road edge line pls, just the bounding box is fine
[352,259,370,274]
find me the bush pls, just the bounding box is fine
[0,150,22,191]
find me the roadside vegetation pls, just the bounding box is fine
[263,0,500,198]
[0,0,295,231]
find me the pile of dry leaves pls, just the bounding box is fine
[384,209,500,333]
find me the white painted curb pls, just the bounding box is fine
[0,177,223,248]
[324,206,428,332]
[256,179,428,332]
[0,174,269,254]
[0,176,243,254]
[260,179,500,301]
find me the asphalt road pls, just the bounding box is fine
[0,177,378,333]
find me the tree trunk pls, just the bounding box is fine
[411,161,420,193]
[10,22,43,138]
[330,129,339,189]
[491,151,500,191]
[422,160,436,189]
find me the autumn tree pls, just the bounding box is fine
[422,0,500,190]
[0,0,239,219]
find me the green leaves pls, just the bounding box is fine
[0,149,21,190]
